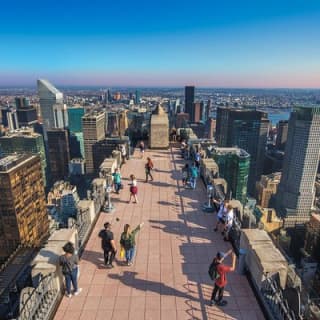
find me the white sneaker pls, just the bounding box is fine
[73,288,82,296]
[66,293,72,298]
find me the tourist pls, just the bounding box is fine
[59,242,82,297]
[223,204,234,241]
[181,163,189,186]
[112,168,122,194]
[190,163,198,189]
[145,157,154,182]
[139,141,145,158]
[128,174,138,203]
[195,150,201,169]
[98,222,117,268]
[120,223,144,266]
[210,250,236,306]
[213,199,228,232]
[120,144,126,164]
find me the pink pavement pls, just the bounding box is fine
[54,146,265,320]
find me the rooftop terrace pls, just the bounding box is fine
[54,146,264,320]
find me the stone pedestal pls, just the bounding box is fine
[149,105,169,149]
[240,229,288,289]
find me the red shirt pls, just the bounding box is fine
[215,263,232,288]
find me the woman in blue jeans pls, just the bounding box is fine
[120,223,144,266]
[59,242,82,297]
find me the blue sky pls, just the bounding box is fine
[1,0,320,87]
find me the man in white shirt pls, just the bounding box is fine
[213,199,228,232]
[223,204,234,241]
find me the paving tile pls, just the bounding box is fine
[53,147,264,320]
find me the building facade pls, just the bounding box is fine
[185,86,195,117]
[276,106,320,227]
[82,111,106,174]
[67,105,84,133]
[212,147,250,205]
[216,107,269,194]
[0,128,48,186]
[256,172,281,208]
[37,79,63,130]
[275,120,289,151]
[0,155,48,262]
[47,129,70,183]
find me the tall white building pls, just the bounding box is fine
[37,79,63,130]
[276,106,320,227]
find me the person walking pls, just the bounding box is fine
[210,250,236,306]
[139,141,145,158]
[120,223,144,265]
[145,157,154,182]
[129,174,138,203]
[98,222,117,268]
[112,168,122,194]
[190,163,198,189]
[59,242,82,297]
[181,163,190,186]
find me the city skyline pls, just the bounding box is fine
[1,0,320,88]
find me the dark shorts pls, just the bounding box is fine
[130,186,138,195]
[219,217,225,224]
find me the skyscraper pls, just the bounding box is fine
[213,147,250,205]
[275,120,289,151]
[0,128,48,186]
[135,90,140,104]
[216,107,269,194]
[82,111,106,174]
[192,101,204,123]
[47,129,70,183]
[0,154,49,262]
[1,106,19,131]
[37,79,63,130]
[53,103,68,128]
[185,86,195,116]
[275,106,320,227]
[68,106,85,133]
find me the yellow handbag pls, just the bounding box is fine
[120,247,125,259]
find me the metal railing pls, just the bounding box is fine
[261,274,301,320]
[18,273,60,320]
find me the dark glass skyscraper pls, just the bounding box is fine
[185,86,195,117]
[216,107,269,194]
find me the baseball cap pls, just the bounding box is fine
[216,252,225,259]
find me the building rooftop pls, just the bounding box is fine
[53,147,264,320]
[0,154,35,172]
[213,147,250,158]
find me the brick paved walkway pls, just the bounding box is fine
[54,147,265,320]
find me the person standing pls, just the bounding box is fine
[223,204,234,241]
[120,223,144,265]
[210,250,236,306]
[120,145,127,164]
[129,174,138,203]
[145,157,154,182]
[190,163,198,189]
[98,222,117,268]
[195,150,201,169]
[181,163,190,186]
[112,168,122,194]
[213,199,228,232]
[59,242,82,297]
[139,141,145,159]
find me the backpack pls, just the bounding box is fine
[208,260,220,280]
